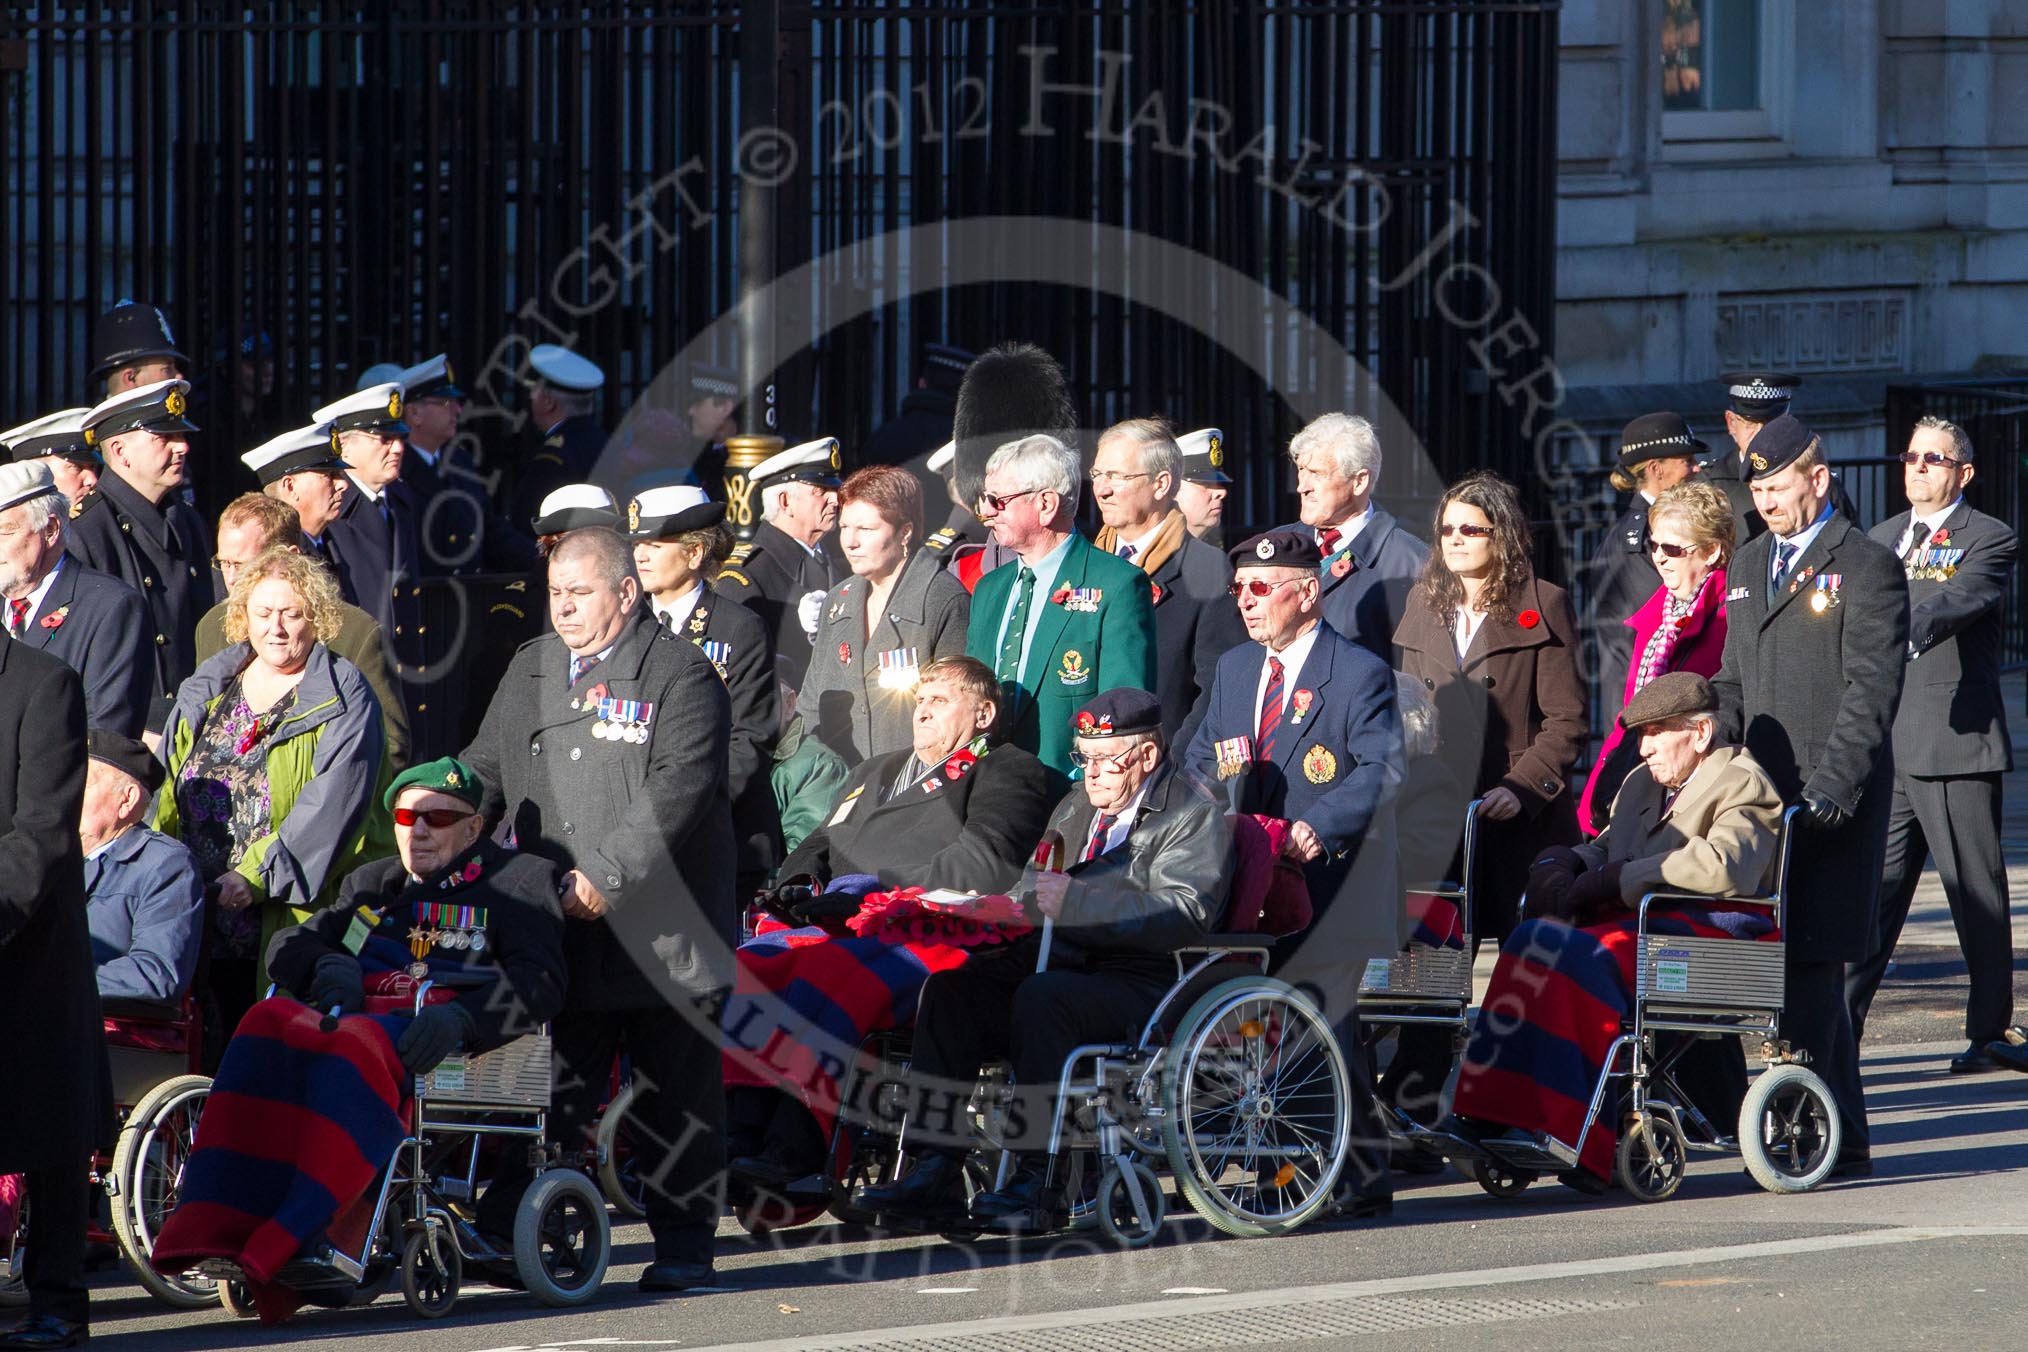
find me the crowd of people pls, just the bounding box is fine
[0,311,2013,1347]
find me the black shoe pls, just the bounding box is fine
[854,1153,969,1219]
[1325,1188,1394,1220]
[728,1145,799,1189]
[1949,1043,2005,1075]
[970,1157,1065,1231]
[1829,1152,1873,1179]
[0,1315,88,1349]
[1986,1040,2028,1074]
[638,1261,715,1294]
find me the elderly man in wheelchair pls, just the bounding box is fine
[1430,673,1808,1195]
[149,757,575,1321]
[855,688,1250,1236]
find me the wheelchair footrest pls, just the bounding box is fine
[1482,1134,1577,1173]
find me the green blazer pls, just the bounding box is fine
[965,531,1157,777]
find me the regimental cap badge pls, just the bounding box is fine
[628,498,641,531]
[329,425,343,453]
[1750,452,1768,471]
[445,769,461,787]
[1208,433,1223,468]
[1255,538,1276,560]
[83,427,97,447]
[386,390,404,421]
[828,442,842,470]
[444,357,456,384]
[164,387,187,417]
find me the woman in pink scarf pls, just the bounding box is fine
[1579,481,1735,834]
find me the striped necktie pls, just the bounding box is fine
[1256,655,1286,763]
[1771,541,1797,592]
[1084,812,1118,861]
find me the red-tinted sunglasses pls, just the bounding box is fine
[393,806,476,829]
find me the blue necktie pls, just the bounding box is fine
[1771,541,1797,592]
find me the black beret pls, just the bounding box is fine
[88,728,166,796]
[1071,688,1163,740]
[1745,413,1817,481]
[1616,411,1706,469]
[1230,528,1322,570]
[1620,672,1720,731]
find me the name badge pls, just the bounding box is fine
[826,786,865,827]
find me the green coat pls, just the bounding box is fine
[771,714,850,857]
[964,531,1157,777]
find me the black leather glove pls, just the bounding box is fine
[793,889,865,924]
[1525,849,1584,921]
[306,953,364,1015]
[1567,860,1627,924]
[758,882,818,927]
[1799,790,1850,832]
[397,1002,477,1075]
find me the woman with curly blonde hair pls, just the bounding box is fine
[156,546,391,1059]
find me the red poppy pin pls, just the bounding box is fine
[1930,528,1951,546]
[39,606,68,630]
[942,748,978,781]
[1329,557,1352,579]
[1049,586,1072,606]
[1517,609,1541,629]
[1290,689,1315,724]
[235,718,262,756]
[1149,582,1164,605]
[460,858,483,883]
[838,642,852,666]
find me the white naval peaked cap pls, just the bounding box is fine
[527,343,605,393]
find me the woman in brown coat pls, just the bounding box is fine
[1382,471,1588,1119]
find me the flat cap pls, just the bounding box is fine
[1744,413,1817,481]
[628,483,725,538]
[1620,671,1720,731]
[1072,687,1163,740]
[384,755,486,812]
[1178,427,1231,484]
[1616,411,1706,469]
[0,460,61,516]
[88,728,166,797]
[82,378,199,444]
[531,483,619,535]
[1231,527,1322,570]
[314,382,408,438]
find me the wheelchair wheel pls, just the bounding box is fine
[1738,1063,1841,1194]
[1160,977,1350,1237]
[1456,1156,1535,1199]
[1096,1160,1166,1249]
[594,1082,647,1220]
[1616,1114,1687,1203]
[107,1073,219,1310]
[513,1170,610,1307]
[399,1227,461,1319]
[218,1278,257,1319]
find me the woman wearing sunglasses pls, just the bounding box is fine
[1386,471,1587,1117]
[1577,480,1735,835]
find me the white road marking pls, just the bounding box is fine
[1160,1287,1228,1295]
[678,1225,2028,1352]
[917,1286,979,1294]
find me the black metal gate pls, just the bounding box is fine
[3,2,1560,528]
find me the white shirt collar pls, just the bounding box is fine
[1900,500,1961,550]
[406,442,439,469]
[1326,504,1374,548]
[1254,621,1322,722]
[1089,776,1154,856]
[345,470,385,505]
[653,581,706,632]
[8,554,64,627]
[1120,520,1164,561]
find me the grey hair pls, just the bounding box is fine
[549,525,638,591]
[1100,418,1182,495]
[1393,671,1441,758]
[5,491,65,536]
[1288,412,1382,483]
[1913,414,1974,464]
[543,385,597,419]
[984,433,1081,500]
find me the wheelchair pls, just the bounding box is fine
[1429,804,1842,1201]
[202,982,610,1320]
[876,936,1356,1249]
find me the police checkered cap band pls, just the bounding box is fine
[1727,380,1794,400]
[1620,432,1697,455]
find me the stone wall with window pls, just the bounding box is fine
[1556,1,2028,461]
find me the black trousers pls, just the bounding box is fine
[1846,773,2013,1044]
[21,1159,90,1326]
[907,946,1170,1156]
[1784,958,1869,1158]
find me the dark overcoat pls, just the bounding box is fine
[1144,525,1246,748]
[665,582,782,881]
[714,519,843,689]
[20,556,152,737]
[1294,506,1429,659]
[462,609,736,1008]
[800,548,970,766]
[1711,512,1908,961]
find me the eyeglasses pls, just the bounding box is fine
[213,557,253,576]
[1437,523,1495,539]
[1227,577,1306,600]
[393,806,477,829]
[1088,470,1152,487]
[1648,540,1701,559]
[1068,745,1141,771]
[1899,451,1964,470]
[977,487,1042,514]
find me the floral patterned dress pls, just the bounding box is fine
[175,674,300,959]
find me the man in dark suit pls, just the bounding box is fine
[856,688,1232,1232]
[1090,419,1245,748]
[1842,415,2017,1073]
[70,378,214,735]
[964,434,1157,780]
[1710,414,1907,1177]
[1587,412,1707,717]
[1700,372,1860,544]
[774,655,1055,896]
[398,353,540,576]
[629,483,782,898]
[1184,527,1403,1217]
[1283,412,1430,658]
[509,343,609,529]
[461,526,734,1294]
[0,634,103,1350]
[0,462,152,738]
[713,437,845,688]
